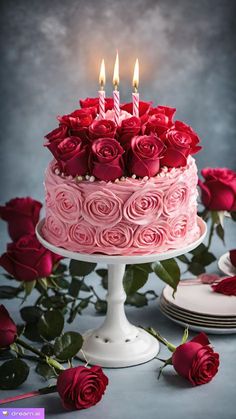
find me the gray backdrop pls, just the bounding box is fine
[0,0,236,205]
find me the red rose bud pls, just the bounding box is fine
[129,134,165,177]
[58,108,95,129]
[229,249,236,268]
[212,275,236,296]
[172,332,219,386]
[56,136,89,177]
[89,119,116,141]
[198,168,236,211]
[0,197,42,242]
[144,106,176,136]
[90,138,124,181]
[57,365,109,410]
[161,121,201,167]
[120,101,152,124]
[0,234,62,282]
[80,97,114,113]
[116,116,141,149]
[0,305,17,348]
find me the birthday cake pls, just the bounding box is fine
[42,99,202,255]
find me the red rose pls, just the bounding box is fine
[229,249,236,267]
[172,332,219,386]
[44,125,69,158]
[116,116,141,148]
[128,134,165,177]
[161,121,202,167]
[80,97,114,113]
[144,105,176,136]
[0,197,42,242]
[56,137,89,177]
[0,234,61,282]
[0,305,17,348]
[198,168,236,211]
[90,138,124,181]
[58,108,95,128]
[120,101,151,124]
[89,119,116,141]
[212,275,236,296]
[57,365,108,410]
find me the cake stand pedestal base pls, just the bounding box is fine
[36,217,207,368]
[78,264,158,367]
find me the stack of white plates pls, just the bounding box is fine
[160,282,236,334]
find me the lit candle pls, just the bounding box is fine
[113,51,120,126]
[99,59,106,119]
[132,58,139,117]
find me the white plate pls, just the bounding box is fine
[161,294,236,321]
[160,308,236,335]
[163,284,236,317]
[160,301,236,327]
[218,252,236,277]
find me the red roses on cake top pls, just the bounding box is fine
[44,98,202,180]
[198,168,236,211]
[129,135,165,177]
[90,138,124,181]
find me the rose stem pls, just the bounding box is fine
[16,338,64,370]
[0,386,57,405]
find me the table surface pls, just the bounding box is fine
[0,220,236,419]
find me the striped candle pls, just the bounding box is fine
[99,90,106,119]
[113,89,120,126]
[132,92,139,117]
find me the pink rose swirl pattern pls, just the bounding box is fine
[82,190,123,227]
[133,222,169,253]
[124,188,163,225]
[96,223,134,255]
[67,223,96,252]
[43,211,67,247]
[52,184,82,224]
[163,182,189,216]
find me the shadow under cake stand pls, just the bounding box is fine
[36,217,207,368]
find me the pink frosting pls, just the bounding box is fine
[43,156,200,255]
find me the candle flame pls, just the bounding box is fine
[99,59,106,88]
[133,58,139,92]
[113,51,119,89]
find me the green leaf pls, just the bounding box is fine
[38,310,64,341]
[95,300,107,314]
[68,278,82,298]
[152,259,180,292]
[96,269,108,277]
[0,359,29,389]
[38,277,48,290]
[0,286,21,299]
[41,344,54,356]
[188,262,205,275]
[177,255,190,264]
[69,260,97,277]
[36,362,57,380]
[216,224,225,244]
[123,266,148,295]
[190,243,207,256]
[23,323,43,342]
[192,251,216,267]
[20,306,44,324]
[53,263,68,274]
[54,332,83,361]
[231,211,236,221]
[24,280,36,296]
[101,275,108,290]
[126,292,148,307]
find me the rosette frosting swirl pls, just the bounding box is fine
[52,184,82,224]
[163,182,189,215]
[67,223,96,252]
[133,222,169,252]
[96,223,134,254]
[82,190,123,227]
[124,187,163,225]
[167,214,189,243]
[42,212,67,247]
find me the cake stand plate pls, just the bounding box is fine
[36,217,206,368]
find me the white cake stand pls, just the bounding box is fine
[36,217,207,368]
